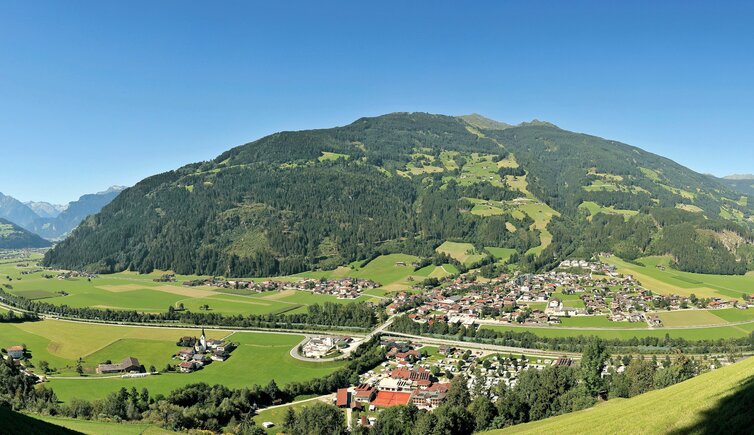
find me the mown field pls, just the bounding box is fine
[486,353,754,434]
[0,319,344,402]
[606,255,754,300]
[0,256,379,315]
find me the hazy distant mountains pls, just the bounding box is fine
[717,174,754,196]
[0,218,51,249]
[0,186,125,243]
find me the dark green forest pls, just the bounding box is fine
[44,113,754,276]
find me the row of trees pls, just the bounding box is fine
[389,315,754,354]
[0,289,380,330]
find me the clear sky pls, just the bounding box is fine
[2,1,753,203]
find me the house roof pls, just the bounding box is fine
[336,388,349,407]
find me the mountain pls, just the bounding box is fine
[27,186,125,240]
[24,201,67,219]
[485,354,754,434]
[459,113,512,130]
[0,218,51,249]
[716,174,754,197]
[43,112,754,277]
[723,174,754,180]
[0,192,40,229]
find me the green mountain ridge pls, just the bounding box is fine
[0,218,51,249]
[43,112,754,277]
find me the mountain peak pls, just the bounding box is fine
[458,113,512,130]
[722,174,754,180]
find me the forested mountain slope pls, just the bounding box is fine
[43,113,754,277]
[0,218,51,249]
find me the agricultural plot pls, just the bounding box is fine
[605,255,754,300]
[579,201,638,219]
[1,259,371,315]
[485,247,516,263]
[296,253,454,292]
[656,310,728,327]
[436,241,487,266]
[0,319,345,402]
[556,316,635,328]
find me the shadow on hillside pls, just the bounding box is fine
[669,375,754,435]
[0,406,82,435]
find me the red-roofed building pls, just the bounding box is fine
[336,388,350,408]
[371,391,412,408]
[390,367,431,382]
[354,384,376,402]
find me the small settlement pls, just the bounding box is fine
[182,277,378,299]
[174,328,236,373]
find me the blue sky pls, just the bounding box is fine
[2,1,753,203]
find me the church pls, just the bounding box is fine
[194,327,207,353]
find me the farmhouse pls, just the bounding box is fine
[96,357,141,374]
[7,345,25,360]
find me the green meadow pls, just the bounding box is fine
[605,255,754,300]
[0,319,344,402]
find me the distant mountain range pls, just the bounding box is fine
[716,174,754,197]
[41,112,754,277]
[0,186,125,244]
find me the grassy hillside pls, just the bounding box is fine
[43,112,754,277]
[488,355,754,434]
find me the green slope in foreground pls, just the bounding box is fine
[487,356,754,434]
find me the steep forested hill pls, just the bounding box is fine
[43,113,754,276]
[0,218,51,249]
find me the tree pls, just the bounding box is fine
[445,375,470,408]
[468,396,497,432]
[76,362,84,376]
[626,358,656,396]
[432,404,475,435]
[289,403,347,435]
[39,360,50,374]
[580,338,609,396]
[372,404,418,435]
[282,407,297,433]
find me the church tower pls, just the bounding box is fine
[195,327,207,353]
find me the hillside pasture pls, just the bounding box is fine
[436,241,487,266]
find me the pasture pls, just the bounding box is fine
[0,257,375,316]
[436,241,487,266]
[605,255,754,300]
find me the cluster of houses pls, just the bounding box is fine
[336,339,573,428]
[182,277,378,299]
[174,328,235,373]
[55,270,97,280]
[388,260,751,329]
[300,336,353,359]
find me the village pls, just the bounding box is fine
[173,328,236,373]
[182,277,379,299]
[388,260,751,329]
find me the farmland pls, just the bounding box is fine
[0,319,345,402]
[605,255,754,300]
[480,321,754,340]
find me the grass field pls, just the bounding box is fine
[436,241,487,266]
[485,247,516,263]
[557,316,635,328]
[656,310,729,327]
[579,201,638,219]
[487,353,754,434]
[0,319,344,402]
[605,255,754,300]
[29,412,175,435]
[253,397,337,434]
[0,258,372,316]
